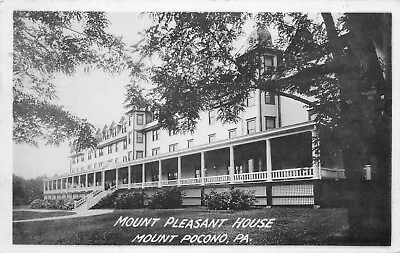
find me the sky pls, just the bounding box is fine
[13,13,153,179]
[11,12,319,179]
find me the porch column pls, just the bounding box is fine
[266,138,272,182]
[229,146,234,183]
[312,129,321,179]
[78,175,81,188]
[102,170,105,190]
[115,168,119,186]
[55,178,58,190]
[200,152,205,185]
[43,181,46,193]
[47,181,50,191]
[177,156,182,186]
[142,164,145,189]
[158,160,162,188]
[85,174,88,188]
[128,166,131,189]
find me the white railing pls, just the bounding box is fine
[321,167,346,179]
[162,180,178,186]
[180,177,202,186]
[233,171,268,182]
[271,167,314,180]
[131,182,143,188]
[145,181,159,188]
[204,175,230,184]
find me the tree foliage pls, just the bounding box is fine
[13,11,127,149]
[13,174,45,206]
[127,12,391,242]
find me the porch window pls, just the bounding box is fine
[169,143,178,152]
[265,92,275,105]
[136,151,144,159]
[137,114,144,125]
[228,128,237,139]
[136,132,144,143]
[187,139,194,148]
[208,110,216,125]
[246,91,255,107]
[208,134,216,143]
[152,129,160,141]
[246,118,256,134]
[265,116,276,130]
[168,172,178,180]
[152,147,160,156]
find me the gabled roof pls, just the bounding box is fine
[118,116,126,125]
[109,121,116,129]
[102,125,108,132]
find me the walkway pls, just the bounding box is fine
[13,209,114,223]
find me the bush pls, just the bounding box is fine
[92,191,119,209]
[114,191,145,209]
[205,188,257,210]
[148,187,184,209]
[29,198,74,210]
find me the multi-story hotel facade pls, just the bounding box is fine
[42,30,345,209]
[43,90,345,209]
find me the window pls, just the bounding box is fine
[94,163,97,168]
[169,143,178,152]
[229,128,237,139]
[261,55,274,71]
[136,151,144,159]
[136,132,144,143]
[168,129,177,136]
[265,92,275,105]
[123,156,127,162]
[88,152,92,160]
[208,110,216,125]
[99,162,103,167]
[108,145,112,154]
[94,150,97,158]
[137,114,144,125]
[208,134,216,143]
[115,142,118,152]
[152,129,160,141]
[128,116,132,126]
[122,124,127,133]
[115,158,118,163]
[128,132,132,144]
[81,155,84,162]
[99,148,103,156]
[187,139,194,148]
[247,118,256,134]
[152,148,160,156]
[246,91,255,107]
[265,116,276,130]
[128,151,132,161]
[123,139,127,149]
[168,172,178,180]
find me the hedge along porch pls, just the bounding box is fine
[43,122,346,208]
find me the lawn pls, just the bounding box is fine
[13,207,349,245]
[13,210,76,221]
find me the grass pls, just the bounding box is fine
[13,210,76,221]
[13,207,350,245]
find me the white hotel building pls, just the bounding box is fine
[43,30,345,210]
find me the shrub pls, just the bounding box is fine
[148,187,184,209]
[29,198,74,210]
[114,191,145,209]
[205,188,257,210]
[92,191,119,209]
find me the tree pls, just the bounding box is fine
[127,12,391,244]
[13,11,128,150]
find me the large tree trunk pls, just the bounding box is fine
[322,13,391,245]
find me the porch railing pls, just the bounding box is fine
[233,171,268,182]
[204,174,230,184]
[180,177,202,186]
[271,167,314,180]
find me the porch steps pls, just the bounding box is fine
[74,185,118,211]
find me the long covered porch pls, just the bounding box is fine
[43,122,345,195]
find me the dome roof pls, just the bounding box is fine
[247,25,273,49]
